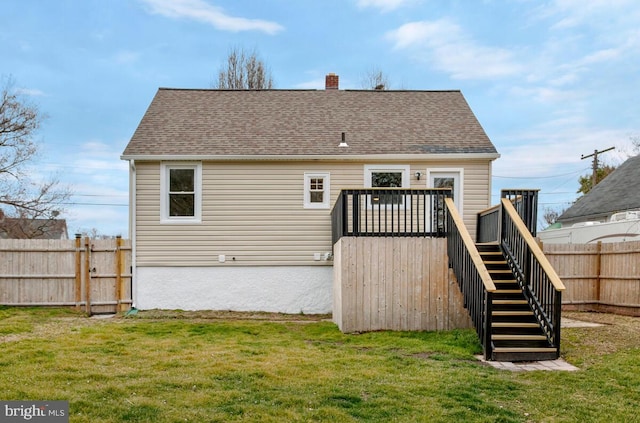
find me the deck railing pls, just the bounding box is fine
[476,204,500,244]
[501,189,539,236]
[477,189,540,244]
[446,198,496,360]
[501,198,565,353]
[331,189,452,245]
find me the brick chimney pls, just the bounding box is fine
[325,73,339,90]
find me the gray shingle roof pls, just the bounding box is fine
[559,154,640,222]
[122,88,497,158]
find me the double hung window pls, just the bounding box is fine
[161,162,202,223]
[304,172,330,209]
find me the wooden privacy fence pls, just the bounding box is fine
[543,240,640,316]
[0,236,132,314]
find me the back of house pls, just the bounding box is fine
[121,74,499,313]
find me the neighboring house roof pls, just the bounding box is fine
[122,88,498,159]
[0,210,69,239]
[559,154,640,223]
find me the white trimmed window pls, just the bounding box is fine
[364,165,410,207]
[160,162,202,223]
[304,172,330,209]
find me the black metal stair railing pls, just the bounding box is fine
[500,198,565,354]
[445,198,496,360]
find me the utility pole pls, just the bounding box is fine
[581,146,615,189]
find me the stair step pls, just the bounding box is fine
[494,289,523,294]
[492,322,540,328]
[493,310,532,316]
[492,347,557,353]
[492,334,548,341]
[489,269,512,274]
[493,299,528,305]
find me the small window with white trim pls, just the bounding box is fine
[304,172,330,209]
[161,162,202,223]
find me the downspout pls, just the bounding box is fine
[129,160,137,309]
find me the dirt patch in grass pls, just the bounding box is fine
[562,311,640,365]
[0,315,114,344]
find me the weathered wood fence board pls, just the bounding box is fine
[333,237,472,333]
[543,240,640,316]
[0,236,132,314]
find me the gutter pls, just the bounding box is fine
[120,152,501,162]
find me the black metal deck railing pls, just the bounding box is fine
[501,189,539,236]
[476,189,540,244]
[331,189,452,245]
[476,204,500,244]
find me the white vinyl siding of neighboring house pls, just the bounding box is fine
[133,159,491,267]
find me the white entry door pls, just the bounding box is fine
[428,170,463,214]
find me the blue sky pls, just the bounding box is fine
[2,0,639,235]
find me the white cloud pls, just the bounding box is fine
[494,124,633,179]
[294,78,325,90]
[140,0,284,34]
[16,87,46,97]
[508,85,582,104]
[536,0,638,30]
[114,50,140,65]
[386,19,523,80]
[356,0,413,12]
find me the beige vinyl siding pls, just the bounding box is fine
[134,159,491,266]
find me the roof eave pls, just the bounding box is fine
[120,152,501,162]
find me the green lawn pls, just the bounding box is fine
[0,307,639,422]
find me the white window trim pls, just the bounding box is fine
[364,164,411,209]
[160,162,202,224]
[427,168,464,215]
[304,172,331,209]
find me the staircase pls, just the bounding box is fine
[477,243,558,361]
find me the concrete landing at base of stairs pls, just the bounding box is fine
[476,356,579,371]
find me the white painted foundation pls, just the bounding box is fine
[135,266,333,314]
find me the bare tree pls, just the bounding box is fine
[0,76,71,238]
[214,47,274,89]
[631,134,640,154]
[360,67,390,90]
[542,207,564,228]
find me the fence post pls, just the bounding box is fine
[596,241,602,304]
[84,237,92,316]
[116,236,124,312]
[75,234,82,310]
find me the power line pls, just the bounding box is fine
[493,168,587,179]
[56,202,128,207]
